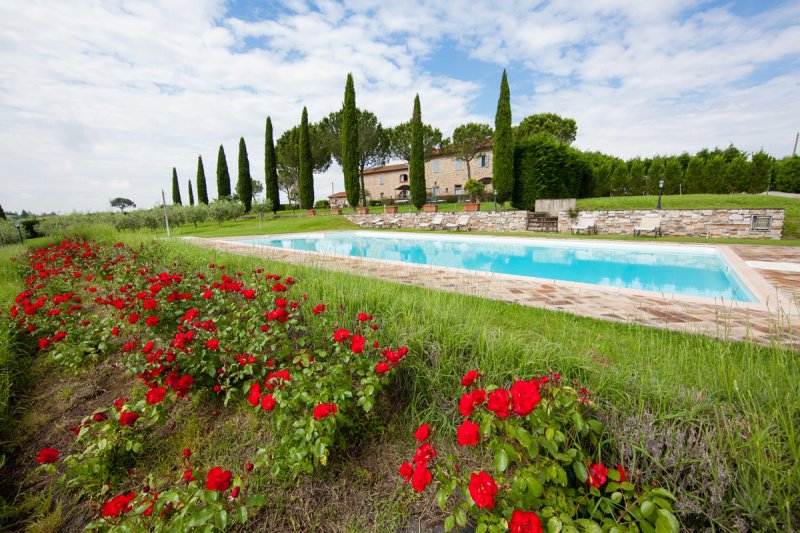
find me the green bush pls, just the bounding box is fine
[774,156,800,193]
[511,134,589,210]
[314,200,330,209]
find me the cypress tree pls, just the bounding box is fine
[216,145,231,198]
[188,180,195,206]
[409,94,426,209]
[0,204,5,220]
[237,137,252,212]
[172,167,182,205]
[264,116,280,213]
[493,69,514,204]
[196,155,209,205]
[298,107,314,209]
[342,73,360,208]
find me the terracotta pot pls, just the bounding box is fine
[384,206,398,214]
[330,208,342,215]
[422,204,438,212]
[356,207,370,215]
[306,209,316,216]
[463,203,480,212]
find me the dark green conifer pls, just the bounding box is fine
[237,137,252,212]
[197,156,209,204]
[216,145,231,198]
[298,107,314,209]
[409,95,426,209]
[172,167,182,205]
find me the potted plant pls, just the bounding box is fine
[356,206,370,215]
[463,179,484,212]
[330,207,343,215]
[306,209,316,216]
[384,200,398,214]
[422,203,438,212]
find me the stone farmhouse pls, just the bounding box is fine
[362,142,494,202]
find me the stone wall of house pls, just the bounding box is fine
[346,210,528,232]
[557,209,784,239]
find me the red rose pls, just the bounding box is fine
[145,387,167,405]
[205,466,232,491]
[36,447,59,463]
[468,470,498,508]
[261,394,276,411]
[182,469,197,483]
[143,298,157,310]
[457,420,480,447]
[274,297,288,308]
[616,465,627,483]
[470,389,486,404]
[313,403,337,420]
[357,313,373,322]
[458,393,474,417]
[245,462,254,472]
[312,304,325,314]
[38,338,50,350]
[272,283,287,292]
[206,339,219,350]
[410,464,432,492]
[487,389,510,418]
[461,370,482,387]
[414,423,430,442]
[350,334,366,354]
[183,448,192,457]
[102,492,137,518]
[231,486,240,499]
[412,442,436,467]
[333,328,350,342]
[128,313,139,324]
[587,462,608,488]
[111,326,120,336]
[145,316,159,327]
[247,382,261,407]
[375,362,391,373]
[399,461,413,482]
[509,379,540,416]
[509,510,543,533]
[119,412,140,426]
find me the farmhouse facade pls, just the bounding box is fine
[362,143,494,202]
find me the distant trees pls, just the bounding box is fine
[237,137,252,212]
[110,197,136,213]
[341,73,360,208]
[216,145,231,199]
[275,121,331,208]
[264,117,280,213]
[385,120,443,163]
[298,107,314,209]
[514,113,577,145]
[450,122,493,181]
[409,95,426,209]
[493,69,514,203]
[196,156,209,205]
[774,156,800,193]
[171,167,182,205]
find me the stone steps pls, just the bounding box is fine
[527,212,559,232]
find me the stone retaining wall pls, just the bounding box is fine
[557,209,784,239]
[346,210,528,232]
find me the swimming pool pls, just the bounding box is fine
[239,232,758,302]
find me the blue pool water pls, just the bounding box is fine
[240,232,757,302]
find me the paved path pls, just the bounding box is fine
[185,236,800,351]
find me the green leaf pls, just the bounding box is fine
[573,461,587,482]
[655,510,680,533]
[545,427,555,441]
[610,491,622,503]
[215,509,228,530]
[444,515,455,532]
[436,490,448,511]
[455,509,467,527]
[187,507,215,527]
[546,515,563,533]
[641,501,654,517]
[574,519,601,533]
[236,506,248,523]
[515,426,532,448]
[494,448,509,473]
[476,524,488,533]
[246,494,268,507]
[650,487,676,500]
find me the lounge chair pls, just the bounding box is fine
[570,214,597,234]
[634,214,662,237]
[445,215,470,231]
[374,216,400,228]
[418,215,444,230]
[357,215,381,228]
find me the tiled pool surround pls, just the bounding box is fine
[187,233,799,350]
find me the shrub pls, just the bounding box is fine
[314,200,330,209]
[511,134,588,210]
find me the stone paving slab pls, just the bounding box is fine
[185,237,800,351]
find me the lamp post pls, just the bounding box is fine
[493,188,497,212]
[13,220,23,244]
[657,180,664,210]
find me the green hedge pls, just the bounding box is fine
[511,134,589,210]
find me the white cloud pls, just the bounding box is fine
[0,0,798,213]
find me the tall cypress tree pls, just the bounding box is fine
[0,204,6,220]
[264,116,280,213]
[493,69,513,204]
[172,167,182,205]
[409,94,426,209]
[342,73,360,208]
[216,144,231,198]
[298,107,314,209]
[196,155,209,205]
[237,137,252,212]
[188,180,195,206]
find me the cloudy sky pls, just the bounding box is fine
[1,0,798,214]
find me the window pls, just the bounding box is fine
[432,185,440,197]
[454,185,462,195]
[400,174,408,182]
[379,176,384,185]
[454,158,462,171]
[380,192,384,199]
[478,154,488,168]
[751,215,772,231]
[432,160,440,173]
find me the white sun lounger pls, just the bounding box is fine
[418,215,444,230]
[634,214,662,237]
[445,215,470,231]
[570,214,597,234]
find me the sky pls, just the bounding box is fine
[1,0,799,214]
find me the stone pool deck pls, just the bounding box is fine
[185,236,800,351]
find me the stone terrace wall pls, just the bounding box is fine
[557,209,784,239]
[346,210,528,232]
